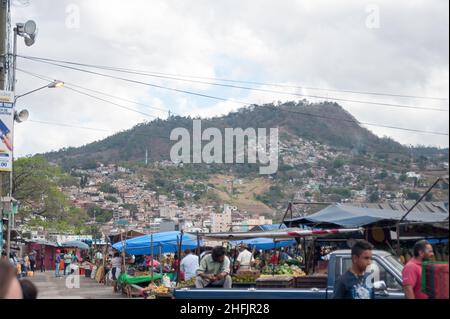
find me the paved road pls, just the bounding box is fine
[29,271,127,299]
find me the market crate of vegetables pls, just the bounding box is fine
[232,273,260,284]
[261,264,306,276]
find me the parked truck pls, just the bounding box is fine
[174,249,405,299]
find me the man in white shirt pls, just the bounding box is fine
[236,244,254,271]
[180,249,200,280]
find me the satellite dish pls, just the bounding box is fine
[14,109,29,123]
[24,20,37,36]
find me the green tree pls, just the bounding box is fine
[406,191,421,201]
[99,183,118,194]
[369,192,380,203]
[12,156,58,203]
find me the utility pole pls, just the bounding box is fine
[0,0,9,256]
[0,0,8,90]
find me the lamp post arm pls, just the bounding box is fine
[14,84,49,102]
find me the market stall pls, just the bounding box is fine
[110,231,203,298]
[112,231,201,255]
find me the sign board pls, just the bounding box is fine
[114,219,129,226]
[0,90,15,172]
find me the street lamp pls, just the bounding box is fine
[13,80,64,123]
[14,80,65,102]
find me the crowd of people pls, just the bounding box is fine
[0,238,442,299]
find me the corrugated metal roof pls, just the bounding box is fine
[286,202,449,228]
[342,201,449,214]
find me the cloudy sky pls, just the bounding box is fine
[9,0,449,157]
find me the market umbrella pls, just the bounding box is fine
[60,240,90,250]
[112,231,201,255]
[230,237,297,250]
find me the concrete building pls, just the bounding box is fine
[211,205,233,233]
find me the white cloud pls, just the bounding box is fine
[9,0,449,158]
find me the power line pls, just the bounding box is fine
[65,86,159,119]
[16,68,162,119]
[19,55,449,112]
[17,54,449,102]
[19,57,250,105]
[27,119,172,140]
[17,67,450,136]
[17,68,169,114]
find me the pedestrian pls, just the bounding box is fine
[23,255,30,276]
[39,251,46,272]
[95,250,103,263]
[402,240,434,299]
[180,249,199,281]
[70,251,80,275]
[29,251,36,272]
[111,252,122,281]
[63,250,72,276]
[55,250,62,278]
[333,240,375,299]
[19,279,38,299]
[0,260,23,299]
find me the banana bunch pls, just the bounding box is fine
[153,285,170,294]
[232,274,259,283]
[177,278,196,288]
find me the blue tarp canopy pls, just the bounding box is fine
[230,237,296,250]
[286,204,449,228]
[112,231,201,255]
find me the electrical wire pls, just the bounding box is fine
[16,68,449,136]
[17,54,449,102]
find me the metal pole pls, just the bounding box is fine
[0,0,8,90]
[176,230,183,285]
[150,233,154,285]
[6,206,10,258]
[395,177,442,256]
[11,26,16,92]
[196,231,201,264]
[0,0,9,255]
[279,203,292,228]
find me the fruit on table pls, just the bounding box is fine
[261,264,306,276]
[177,278,196,288]
[232,274,260,283]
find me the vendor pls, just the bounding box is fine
[236,244,255,271]
[145,256,160,270]
[195,246,232,289]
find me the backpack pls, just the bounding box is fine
[56,255,61,263]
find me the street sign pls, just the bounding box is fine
[0,90,14,172]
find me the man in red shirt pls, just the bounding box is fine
[402,240,434,299]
